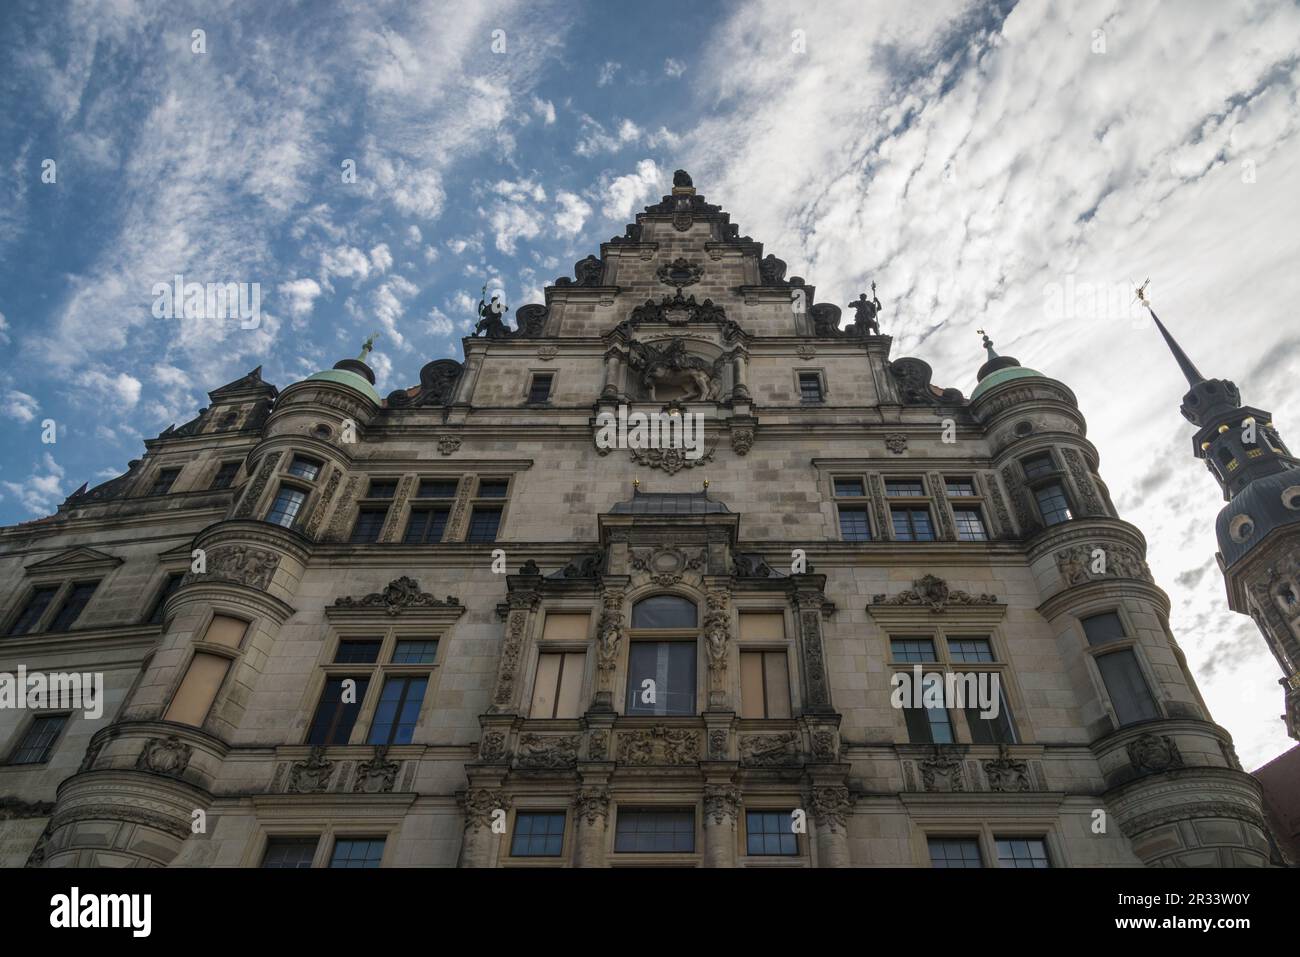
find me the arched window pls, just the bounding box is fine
[626,596,698,716]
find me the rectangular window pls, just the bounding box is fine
[203,614,248,649]
[838,506,872,541]
[964,685,1018,745]
[626,642,696,716]
[307,676,371,745]
[329,838,385,868]
[889,637,937,662]
[335,640,382,664]
[947,637,995,663]
[1096,650,1160,725]
[542,613,590,641]
[902,673,953,743]
[614,809,695,853]
[1021,453,1055,479]
[392,639,438,664]
[149,468,180,496]
[349,508,388,543]
[465,507,502,542]
[945,478,977,497]
[163,652,231,726]
[885,478,925,497]
[798,373,823,402]
[148,572,186,624]
[266,486,306,528]
[891,506,936,541]
[403,507,450,544]
[530,652,586,719]
[477,479,510,498]
[928,837,983,868]
[739,651,791,719]
[1034,483,1073,525]
[367,676,428,745]
[953,507,988,541]
[46,581,98,632]
[366,479,398,499]
[8,585,59,635]
[528,374,554,403]
[996,837,1051,868]
[746,811,798,856]
[1081,612,1126,646]
[287,456,322,481]
[7,714,68,765]
[511,812,566,857]
[210,461,241,489]
[416,478,459,499]
[261,836,319,868]
[833,477,865,497]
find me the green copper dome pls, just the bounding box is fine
[970,364,1044,400]
[306,367,381,404]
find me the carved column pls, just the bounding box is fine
[730,349,751,401]
[810,784,852,868]
[926,471,958,542]
[592,586,625,712]
[459,786,508,868]
[704,588,732,710]
[790,575,833,714]
[489,581,541,715]
[573,786,611,867]
[601,348,625,398]
[703,784,741,867]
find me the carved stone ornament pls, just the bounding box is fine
[438,436,461,456]
[287,746,334,793]
[626,337,726,401]
[885,433,908,454]
[982,744,1032,792]
[331,576,460,615]
[0,796,56,819]
[588,730,610,761]
[233,451,282,518]
[795,344,816,359]
[810,785,852,831]
[704,785,743,824]
[1055,543,1154,586]
[622,289,735,334]
[730,427,754,456]
[1127,733,1184,774]
[135,735,193,778]
[708,729,729,759]
[573,787,611,825]
[888,358,964,405]
[811,730,838,761]
[919,746,965,792]
[617,724,700,765]
[183,543,279,591]
[515,733,580,770]
[478,731,509,763]
[630,444,716,475]
[871,575,998,613]
[739,731,801,767]
[732,553,784,579]
[386,358,464,408]
[759,254,788,285]
[629,545,706,586]
[657,257,705,288]
[462,788,510,829]
[553,255,604,287]
[353,746,400,793]
[537,345,559,361]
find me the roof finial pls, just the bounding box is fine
[358,331,379,362]
[1135,278,1206,388]
[977,328,997,362]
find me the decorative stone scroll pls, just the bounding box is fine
[982,744,1032,792]
[871,575,998,613]
[1055,543,1154,586]
[286,747,334,793]
[739,731,800,767]
[616,725,700,766]
[134,736,193,779]
[182,543,279,591]
[515,734,580,770]
[353,746,400,793]
[331,576,461,615]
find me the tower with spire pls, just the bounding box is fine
[1146,292,1300,739]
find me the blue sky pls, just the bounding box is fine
[2,0,1300,766]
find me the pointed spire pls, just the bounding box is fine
[1146,304,1205,388]
[977,328,998,363]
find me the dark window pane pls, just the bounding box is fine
[929,837,983,868]
[266,487,306,528]
[334,640,381,664]
[1034,483,1072,525]
[1081,612,1126,646]
[210,461,241,489]
[885,479,925,497]
[47,582,98,632]
[148,573,186,625]
[149,469,180,496]
[8,585,59,636]
[392,640,438,664]
[416,479,459,499]
[350,508,388,543]
[1021,454,1055,479]
[833,478,865,497]
[996,837,1051,868]
[329,838,385,868]
[307,676,370,745]
[953,507,988,541]
[902,673,952,743]
[477,479,510,498]
[465,507,502,542]
[8,714,68,765]
[745,811,798,856]
[511,812,566,857]
[798,373,823,401]
[890,638,937,662]
[367,480,398,499]
[528,375,553,403]
[404,508,449,544]
[948,638,995,663]
[839,507,872,541]
[287,457,321,481]
[945,478,976,497]
[368,676,428,745]
[614,809,694,853]
[261,836,318,868]
[892,506,935,541]
[1096,650,1160,725]
[626,642,696,716]
[631,595,697,629]
[965,686,1018,744]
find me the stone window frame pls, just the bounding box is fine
[2,710,72,767]
[524,368,557,406]
[160,606,255,730]
[301,623,448,747]
[208,458,244,491]
[621,589,704,718]
[1,549,121,637]
[881,474,938,542]
[606,803,703,865]
[143,567,188,627]
[914,821,1067,869]
[739,803,809,865]
[829,472,875,542]
[499,803,573,866]
[733,604,801,720]
[943,474,990,542]
[243,817,402,868]
[460,474,515,544]
[1016,448,1076,528]
[521,605,594,722]
[143,464,183,497]
[793,367,828,404]
[347,475,404,543]
[1070,602,1167,728]
[883,623,1028,746]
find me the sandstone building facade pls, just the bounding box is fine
[0,173,1275,868]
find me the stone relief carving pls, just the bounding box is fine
[616,724,700,765]
[927,472,956,541]
[1000,464,1039,538]
[379,475,414,542]
[303,466,341,540]
[871,575,998,613]
[588,730,610,761]
[490,591,538,713]
[325,475,362,542]
[919,746,965,792]
[573,787,611,824]
[866,473,890,539]
[386,358,464,408]
[798,604,831,708]
[287,747,334,793]
[233,451,282,518]
[730,427,754,456]
[331,576,461,614]
[629,444,716,475]
[515,733,580,770]
[1127,733,1183,774]
[885,433,908,454]
[478,731,509,763]
[656,257,704,287]
[629,545,706,586]
[626,337,725,401]
[704,785,743,824]
[810,785,852,831]
[537,345,558,361]
[182,543,280,592]
[888,358,963,404]
[708,729,729,759]
[623,289,734,333]
[462,788,510,829]
[1061,447,1106,516]
[979,471,1013,539]
[982,744,1032,792]
[1055,543,1153,586]
[704,590,731,707]
[759,254,788,285]
[437,436,461,456]
[135,735,193,778]
[353,746,400,793]
[810,730,838,762]
[739,731,801,767]
[0,796,56,819]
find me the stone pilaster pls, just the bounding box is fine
[810,783,852,868]
[459,785,509,868]
[703,783,741,867]
[573,785,611,868]
[488,579,541,715]
[790,574,833,713]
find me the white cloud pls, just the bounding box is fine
[486,201,544,254]
[368,275,419,350]
[426,307,456,337]
[555,191,592,236]
[575,115,644,156]
[406,225,422,245]
[664,58,686,78]
[0,311,9,345]
[532,96,556,124]
[2,390,39,423]
[601,159,663,220]
[321,245,373,285]
[368,350,393,390]
[423,245,439,263]
[1,452,65,516]
[369,243,393,275]
[279,278,323,319]
[492,178,547,203]
[597,61,621,87]
[84,369,141,408]
[445,235,483,256]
